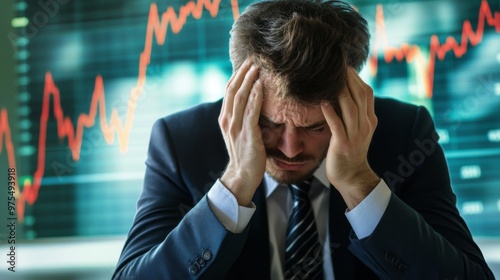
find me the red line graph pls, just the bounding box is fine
[0,0,240,222]
[0,109,17,173]
[369,0,500,98]
[0,0,498,222]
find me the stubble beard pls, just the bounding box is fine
[265,147,328,184]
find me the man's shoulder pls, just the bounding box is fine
[150,99,224,152]
[161,99,223,124]
[151,99,223,137]
[374,97,426,127]
[374,97,420,115]
[370,96,435,155]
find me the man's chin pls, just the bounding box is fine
[265,166,316,185]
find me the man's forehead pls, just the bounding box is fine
[261,93,325,126]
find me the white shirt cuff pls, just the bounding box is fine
[345,179,391,239]
[206,179,256,233]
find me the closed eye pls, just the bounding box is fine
[305,125,327,134]
[259,116,283,130]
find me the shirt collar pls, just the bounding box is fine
[263,160,330,198]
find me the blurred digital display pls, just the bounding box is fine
[1,0,499,240]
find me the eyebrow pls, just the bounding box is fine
[259,115,327,129]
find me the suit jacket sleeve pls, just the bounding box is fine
[349,104,494,279]
[112,104,249,279]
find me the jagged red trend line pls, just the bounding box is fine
[0,110,16,168]
[0,0,240,222]
[369,0,500,98]
[0,0,498,222]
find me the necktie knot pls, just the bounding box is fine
[289,178,313,200]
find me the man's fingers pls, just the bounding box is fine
[220,71,236,120]
[337,84,358,134]
[346,67,377,132]
[346,68,368,126]
[221,59,253,120]
[365,79,376,121]
[232,65,259,128]
[243,78,263,132]
[321,102,347,142]
[225,71,236,92]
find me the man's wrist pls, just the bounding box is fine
[345,179,391,239]
[337,170,380,210]
[220,171,256,207]
[207,179,256,233]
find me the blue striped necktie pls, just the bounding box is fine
[285,179,323,279]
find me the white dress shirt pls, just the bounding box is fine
[207,161,391,279]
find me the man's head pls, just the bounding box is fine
[229,0,370,104]
[229,0,371,184]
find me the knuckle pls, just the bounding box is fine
[361,124,372,136]
[225,78,234,91]
[249,89,257,100]
[234,92,247,105]
[228,122,239,136]
[372,115,378,125]
[364,84,374,94]
[245,103,255,116]
[218,116,227,129]
[346,104,358,117]
[330,119,344,132]
[227,83,238,94]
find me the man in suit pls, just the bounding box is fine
[113,0,494,279]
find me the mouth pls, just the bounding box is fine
[272,158,307,171]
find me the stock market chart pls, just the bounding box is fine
[1,0,499,240]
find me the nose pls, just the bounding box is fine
[277,127,303,159]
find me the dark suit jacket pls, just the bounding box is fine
[113,97,494,279]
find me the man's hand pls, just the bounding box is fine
[219,59,265,207]
[321,68,380,209]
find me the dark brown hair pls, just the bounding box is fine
[229,0,370,104]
